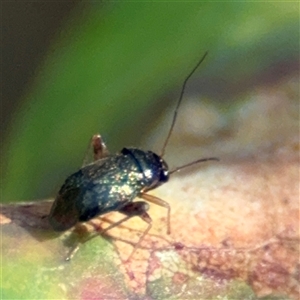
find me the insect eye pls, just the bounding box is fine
[152,153,169,183]
[159,161,169,183]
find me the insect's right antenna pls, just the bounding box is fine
[160,51,208,158]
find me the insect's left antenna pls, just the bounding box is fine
[160,51,208,158]
[169,157,219,175]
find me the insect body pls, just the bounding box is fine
[49,147,169,231]
[48,52,218,259]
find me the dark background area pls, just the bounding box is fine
[2,2,81,140]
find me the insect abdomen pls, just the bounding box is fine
[49,189,81,231]
[49,153,146,231]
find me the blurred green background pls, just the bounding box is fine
[2,2,299,202]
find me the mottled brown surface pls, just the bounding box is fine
[1,76,299,299]
[99,78,299,298]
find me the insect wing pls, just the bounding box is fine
[77,155,135,222]
[49,187,81,231]
[49,157,110,231]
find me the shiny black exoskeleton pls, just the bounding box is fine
[49,148,168,231]
[48,52,218,260]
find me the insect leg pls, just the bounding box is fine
[66,242,80,261]
[82,134,109,167]
[112,201,152,261]
[139,192,171,234]
[67,202,152,261]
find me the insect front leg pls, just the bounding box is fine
[139,192,171,235]
[82,134,109,167]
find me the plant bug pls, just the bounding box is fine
[48,52,218,260]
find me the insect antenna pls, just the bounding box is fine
[160,51,209,158]
[169,157,219,175]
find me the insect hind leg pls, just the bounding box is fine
[103,201,152,262]
[67,201,152,262]
[82,134,109,167]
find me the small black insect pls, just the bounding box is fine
[49,52,218,260]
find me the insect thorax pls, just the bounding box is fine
[121,147,169,190]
